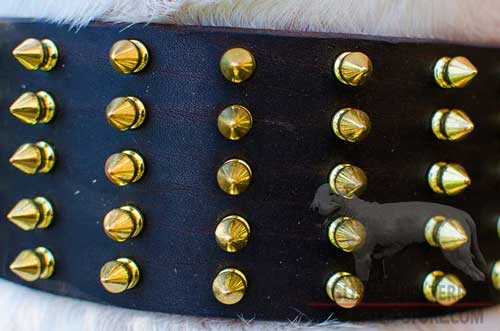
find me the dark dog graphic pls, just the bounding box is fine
[311,184,487,281]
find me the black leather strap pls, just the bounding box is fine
[0,20,499,321]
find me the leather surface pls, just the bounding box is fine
[0,20,499,321]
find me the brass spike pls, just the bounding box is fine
[220,48,256,83]
[216,158,252,195]
[425,216,468,250]
[9,247,55,282]
[212,268,247,305]
[332,108,371,142]
[100,258,140,293]
[334,52,373,86]
[12,38,58,71]
[104,150,145,186]
[215,215,251,252]
[109,39,149,74]
[329,163,367,199]
[106,96,146,131]
[434,56,477,88]
[326,272,364,309]
[9,91,56,125]
[428,162,471,195]
[423,271,466,306]
[328,217,366,252]
[7,197,54,231]
[9,141,56,174]
[431,109,474,141]
[217,105,253,140]
[103,205,144,242]
[492,261,500,290]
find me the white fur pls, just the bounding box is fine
[1,1,500,330]
[0,0,500,44]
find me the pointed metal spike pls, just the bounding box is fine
[334,52,373,86]
[7,199,41,231]
[215,215,251,252]
[12,38,58,71]
[212,268,248,305]
[9,92,41,125]
[428,162,471,195]
[332,108,371,142]
[328,217,366,252]
[103,206,143,242]
[434,56,477,88]
[329,163,367,199]
[100,258,140,293]
[437,219,468,250]
[104,150,145,186]
[106,96,146,131]
[423,271,466,306]
[109,40,149,74]
[9,143,42,174]
[216,159,253,195]
[492,261,500,290]
[431,109,474,141]
[326,272,364,309]
[9,249,42,282]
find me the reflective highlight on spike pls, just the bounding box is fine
[328,216,366,252]
[220,48,256,83]
[212,268,247,305]
[332,108,371,142]
[217,158,252,195]
[215,215,251,252]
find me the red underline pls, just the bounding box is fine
[307,302,496,308]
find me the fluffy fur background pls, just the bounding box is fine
[1,1,500,330]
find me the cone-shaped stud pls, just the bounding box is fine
[109,39,149,74]
[217,105,253,140]
[431,109,474,141]
[329,163,367,199]
[103,205,143,242]
[328,217,366,252]
[100,258,140,293]
[12,38,58,71]
[434,56,477,88]
[332,108,371,142]
[425,216,468,250]
[326,272,364,309]
[9,141,56,174]
[423,271,466,306]
[334,52,373,86]
[7,197,54,231]
[212,268,247,305]
[428,162,471,195]
[492,261,500,290]
[220,48,256,83]
[106,96,146,130]
[9,247,55,282]
[215,215,251,252]
[217,159,252,195]
[9,91,55,125]
[104,150,145,186]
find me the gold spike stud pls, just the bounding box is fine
[104,150,145,186]
[220,48,256,83]
[428,162,471,195]
[334,51,373,86]
[332,108,371,142]
[326,272,364,309]
[217,105,253,140]
[329,163,367,199]
[109,39,149,74]
[7,197,54,231]
[328,216,366,252]
[425,216,468,250]
[423,270,466,306]
[12,38,58,71]
[9,141,55,175]
[217,158,252,195]
[431,109,474,141]
[212,268,247,305]
[492,261,500,290]
[103,205,144,242]
[215,215,251,252]
[9,91,55,125]
[106,96,146,131]
[434,56,477,88]
[100,258,140,293]
[9,247,55,282]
